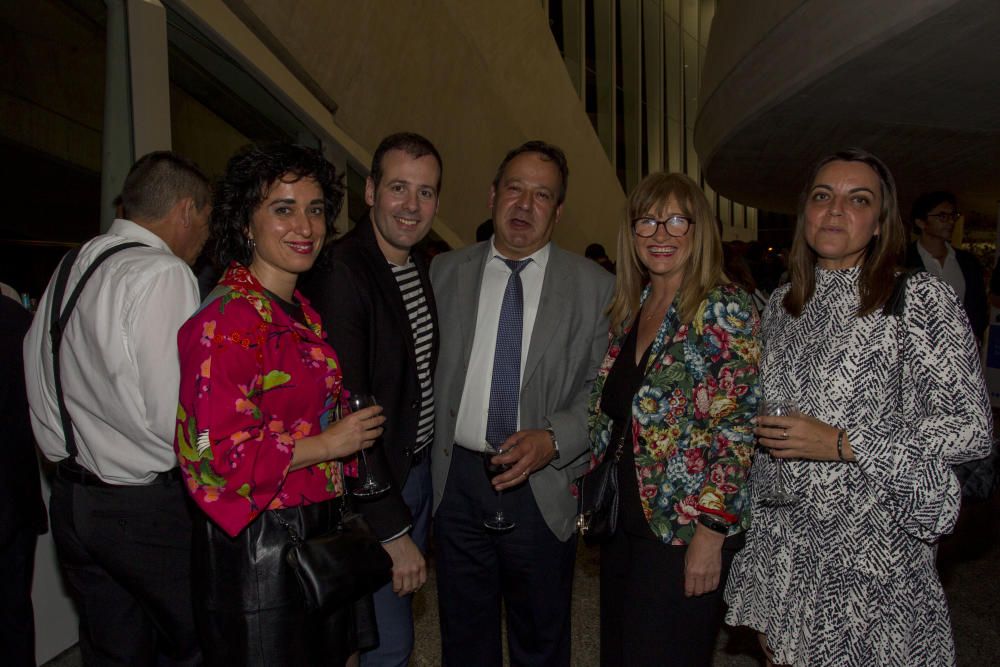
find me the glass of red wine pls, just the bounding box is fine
[347,393,390,498]
[482,443,515,531]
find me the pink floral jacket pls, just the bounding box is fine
[588,284,760,544]
[175,264,349,537]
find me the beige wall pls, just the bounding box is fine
[232,0,625,252]
[170,83,250,180]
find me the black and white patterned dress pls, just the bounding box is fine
[725,267,992,666]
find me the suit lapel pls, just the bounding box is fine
[456,244,491,371]
[360,224,418,367]
[522,245,571,389]
[413,254,439,372]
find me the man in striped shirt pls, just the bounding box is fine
[303,132,441,667]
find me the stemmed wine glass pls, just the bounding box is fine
[758,398,800,507]
[347,393,390,498]
[482,444,515,531]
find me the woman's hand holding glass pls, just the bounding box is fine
[755,411,852,462]
[290,405,385,470]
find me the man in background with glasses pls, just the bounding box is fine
[904,190,987,342]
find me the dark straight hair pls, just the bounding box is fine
[369,132,443,192]
[782,148,904,318]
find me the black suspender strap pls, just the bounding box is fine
[48,241,148,461]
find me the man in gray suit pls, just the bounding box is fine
[430,141,614,666]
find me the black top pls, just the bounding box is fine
[599,314,659,541]
[265,290,307,327]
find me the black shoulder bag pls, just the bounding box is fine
[887,270,998,501]
[274,507,392,612]
[576,425,627,545]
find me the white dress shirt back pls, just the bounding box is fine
[454,240,550,452]
[23,219,200,484]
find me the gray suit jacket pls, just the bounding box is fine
[430,241,615,541]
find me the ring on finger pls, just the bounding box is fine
[782,429,789,440]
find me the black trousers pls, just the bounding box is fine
[600,526,744,666]
[0,527,39,667]
[49,475,200,667]
[435,446,577,667]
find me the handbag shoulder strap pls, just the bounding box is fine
[882,268,920,317]
[48,241,148,461]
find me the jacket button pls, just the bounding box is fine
[443,448,450,456]
[410,400,419,409]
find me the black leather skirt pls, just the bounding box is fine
[192,497,378,666]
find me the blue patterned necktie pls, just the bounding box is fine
[485,258,531,450]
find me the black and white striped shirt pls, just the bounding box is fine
[390,261,435,454]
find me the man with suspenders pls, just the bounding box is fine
[23,152,210,666]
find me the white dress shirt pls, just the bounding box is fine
[24,219,200,484]
[917,241,966,302]
[454,240,550,452]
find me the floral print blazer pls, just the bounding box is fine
[588,283,760,544]
[175,264,349,537]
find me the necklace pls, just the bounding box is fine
[642,301,670,321]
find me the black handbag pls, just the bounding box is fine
[278,509,392,612]
[953,442,999,501]
[576,432,625,545]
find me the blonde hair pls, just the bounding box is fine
[608,172,726,335]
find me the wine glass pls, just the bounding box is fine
[347,393,391,498]
[758,398,799,507]
[482,444,515,531]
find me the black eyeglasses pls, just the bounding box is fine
[632,215,694,238]
[926,211,961,223]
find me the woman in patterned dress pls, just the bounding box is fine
[724,148,992,666]
[174,144,385,666]
[587,172,760,665]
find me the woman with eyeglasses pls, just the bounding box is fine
[586,172,760,665]
[724,149,991,666]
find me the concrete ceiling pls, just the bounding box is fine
[696,0,1000,232]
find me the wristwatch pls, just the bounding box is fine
[697,513,730,536]
[544,427,560,460]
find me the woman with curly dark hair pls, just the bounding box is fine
[174,143,385,666]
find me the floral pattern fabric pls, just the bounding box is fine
[588,284,760,544]
[175,263,349,537]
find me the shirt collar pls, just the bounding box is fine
[108,218,174,255]
[916,239,955,265]
[488,238,551,272]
